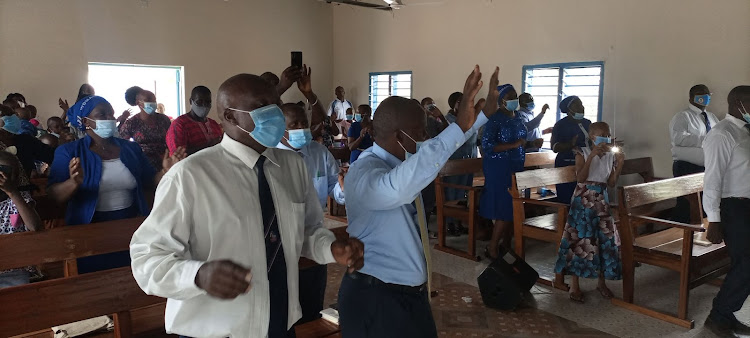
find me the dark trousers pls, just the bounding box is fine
[672,161,705,223]
[709,198,750,327]
[297,264,328,324]
[338,272,437,338]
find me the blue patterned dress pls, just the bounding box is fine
[554,147,622,280]
[479,112,526,221]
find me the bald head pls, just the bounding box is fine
[335,86,345,101]
[373,97,426,160]
[260,72,280,87]
[218,73,281,151]
[728,85,750,119]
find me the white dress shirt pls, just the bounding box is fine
[327,99,352,121]
[702,115,750,222]
[669,105,719,166]
[130,135,336,338]
[277,141,345,209]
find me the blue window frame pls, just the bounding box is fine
[369,71,412,111]
[521,62,604,148]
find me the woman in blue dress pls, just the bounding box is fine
[479,84,527,259]
[551,96,591,204]
[347,105,373,163]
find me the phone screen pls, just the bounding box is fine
[291,51,303,68]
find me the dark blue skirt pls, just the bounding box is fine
[480,157,521,221]
[76,205,138,274]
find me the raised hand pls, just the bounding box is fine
[456,65,484,132]
[195,260,252,299]
[118,109,131,123]
[296,64,313,96]
[58,98,70,112]
[279,66,303,95]
[69,157,84,185]
[482,67,501,118]
[541,103,550,114]
[162,147,186,172]
[331,238,365,273]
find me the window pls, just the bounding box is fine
[522,62,604,148]
[369,71,412,111]
[88,63,185,120]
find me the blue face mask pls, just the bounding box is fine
[286,128,313,149]
[740,102,750,124]
[694,94,711,107]
[346,114,354,121]
[85,118,116,139]
[399,130,423,160]
[572,112,585,120]
[354,114,363,122]
[504,99,520,112]
[525,102,536,111]
[229,104,286,147]
[143,102,158,114]
[1,115,22,135]
[593,136,612,146]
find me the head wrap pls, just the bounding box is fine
[67,95,109,130]
[496,84,515,105]
[559,95,580,113]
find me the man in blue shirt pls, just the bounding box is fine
[517,93,548,152]
[339,66,499,337]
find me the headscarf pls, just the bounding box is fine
[67,95,109,130]
[559,95,580,113]
[496,84,515,105]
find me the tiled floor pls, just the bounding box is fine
[322,216,750,338]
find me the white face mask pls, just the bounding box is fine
[397,130,423,160]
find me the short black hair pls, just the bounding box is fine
[689,84,709,98]
[5,93,25,103]
[260,72,280,87]
[190,86,211,100]
[47,116,63,125]
[519,93,533,106]
[421,97,433,106]
[125,86,144,106]
[357,104,372,114]
[448,92,463,109]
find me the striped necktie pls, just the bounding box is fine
[414,194,432,296]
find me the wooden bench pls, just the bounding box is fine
[523,151,556,168]
[434,158,483,260]
[510,166,576,289]
[611,173,730,328]
[615,157,675,222]
[0,217,170,337]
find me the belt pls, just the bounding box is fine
[348,272,427,294]
[724,197,750,201]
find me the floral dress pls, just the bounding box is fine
[120,114,171,170]
[554,147,622,280]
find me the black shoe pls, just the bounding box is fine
[705,317,739,338]
[733,321,750,335]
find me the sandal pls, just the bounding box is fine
[596,287,614,299]
[569,290,585,303]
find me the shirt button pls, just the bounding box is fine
[435,163,439,167]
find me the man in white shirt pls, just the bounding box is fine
[669,84,719,223]
[702,86,750,338]
[327,86,352,124]
[130,73,363,338]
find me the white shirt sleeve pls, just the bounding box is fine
[702,132,732,222]
[326,101,334,117]
[671,146,705,166]
[130,175,207,300]
[301,175,336,264]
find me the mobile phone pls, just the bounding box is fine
[291,51,303,69]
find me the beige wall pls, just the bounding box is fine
[0,0,333,122]
[332,0,750,176]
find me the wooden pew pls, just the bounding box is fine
[510,166,576,290]
[434,158,483,260]
[0,217,170,337]
[611,173,730,328]
[616,157,675,221]
[523,151,556,168]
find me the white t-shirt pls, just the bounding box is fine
[327,99,352,121]
[579,147,615,183]
[96,159,137,212]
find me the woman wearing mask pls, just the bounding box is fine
[347,104,374,163]
[550,96,591,204]
[120,89,172,170]
[47,96,185,273]
[0,105,55,178]
[479,84,527,259]
[166,86,223,156]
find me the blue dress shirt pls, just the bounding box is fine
[277,141,344,209]
[344,113,488,286]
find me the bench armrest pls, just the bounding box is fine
[631,215,705,232]
[514,198,569,209]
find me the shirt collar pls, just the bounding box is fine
[221,134,281,169]
[725,114,747,128]
[371,143,402,169]
[688,104,708,114]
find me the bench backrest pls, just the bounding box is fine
[438,158,483,177]
[512,166,577,193]
[619,173,703,210]
[0,217,145,271]
[524,151,556,168]
[620,157,655,183]
[0,266,162,337]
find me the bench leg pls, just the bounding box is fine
[512,201,525,259]
[622,258,635,303]
[114,311,132,338]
